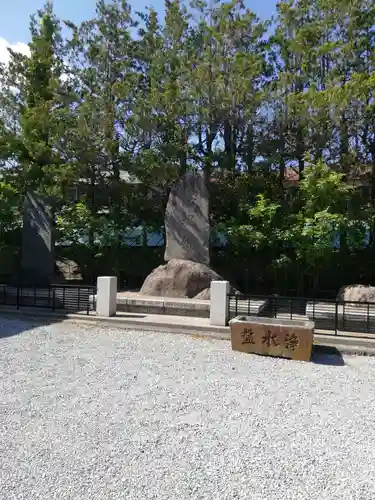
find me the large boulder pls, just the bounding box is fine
[337,285,375,304]
[140,259,223,298]
[56,259,82,281]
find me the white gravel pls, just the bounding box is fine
[0,318,375,500]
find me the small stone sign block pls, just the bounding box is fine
[229,316,314,362]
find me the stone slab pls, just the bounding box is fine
[164,170,210,265]
[114,294,267,318]
[114,294,268,317]
[21,192,54,284]
[117,295,209,310]
[229,298,268,316]
[92,293,210,318]
[229,316,314,361]
[92,293,268,319]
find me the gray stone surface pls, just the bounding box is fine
[56,259,82,281]
[140,258,222,298]
[1,317,375,500]
[337,284,375,304]
[21,192,54,284]
[164,170,210,265]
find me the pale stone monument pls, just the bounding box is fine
[21,192,54,284]
[164,170,210,265]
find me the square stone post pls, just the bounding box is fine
[210,280,229,326]
[96,276,117,317]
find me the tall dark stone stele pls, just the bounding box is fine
[21,192,54,285]
[164,170,210,265]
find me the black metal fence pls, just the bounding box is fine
[0,284,96,315]
[228,294,375,336]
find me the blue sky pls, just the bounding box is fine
[0,0,277,45]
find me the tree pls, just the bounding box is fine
[0,1,64,199]
[1,0,375,293]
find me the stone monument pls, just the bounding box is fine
[140,169,220,298]
[164,169,210,265]
[21,192,54,285]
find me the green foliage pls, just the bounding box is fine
[225,160,371,290]
[0,181,20,230]
[1,0,375,293]
[55,202,92,245]
[226,194,282,252]
[289,161,367,263]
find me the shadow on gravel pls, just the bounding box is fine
[0,314,70,339]
[0,311,149,339]
[311,345,345,366]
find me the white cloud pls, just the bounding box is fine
[0,37,70,85]
[0,37,30,65]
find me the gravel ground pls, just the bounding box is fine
[0,318,375,500]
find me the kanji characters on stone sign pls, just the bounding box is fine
[285,333,299,351]
[241,328,255,344]
[262,330,280,347]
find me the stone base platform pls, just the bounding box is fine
[89,292,268,319]
[117,293,210,318]
[117,293,268,318]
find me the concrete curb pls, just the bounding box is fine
[92,316,231,340]
[0,307,231,340]
[1,307,375,356]
[314,334,375,356]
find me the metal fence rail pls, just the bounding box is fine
[0,284,97,315]
[228,294,375,336]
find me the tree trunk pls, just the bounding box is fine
[296,125,304,176]
[245,124,254,173]
[224,119,236,172]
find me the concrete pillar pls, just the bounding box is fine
[210,280,229,326]
[96,276,117,317]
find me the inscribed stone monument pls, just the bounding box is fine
[164,170,210,265]
[230,316,314,362]
[21,192,54,284]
